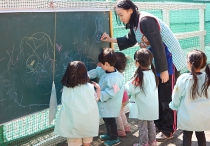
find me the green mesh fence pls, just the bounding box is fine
[0,1,210,145]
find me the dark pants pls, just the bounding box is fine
[183,130,206,146]
[103,118,118,140]
[154,69,180,137]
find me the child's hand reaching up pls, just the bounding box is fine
[91,81,101,102]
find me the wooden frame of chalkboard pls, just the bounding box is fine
[0,9,113,124]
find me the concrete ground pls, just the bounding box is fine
[58,115,210,146]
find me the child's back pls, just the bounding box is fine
[55,83,99,137]
[169,50,210,146]
[125,48,159,146]
[54,61,100,146]
[170,72,210,131]
[126,69,158,120]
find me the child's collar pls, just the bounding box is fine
[106,69,116,74]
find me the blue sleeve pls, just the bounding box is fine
[88,67,104,79]
[125,78,141,96]
[169,74,186,111]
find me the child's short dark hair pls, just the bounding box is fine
[61,61,89,88]
[115,52,127,73]
[98,48,117,67]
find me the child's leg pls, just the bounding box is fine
[121,104,131,133]
[183,130,193,146]
[121,105,128,126]
[138,120,148,145]
[103,118,121,146]
[116,105,125,131]
[147,121,156,145]
[82,137,93,146]
[67,138,82,146]
[116,106,126,136]
[195,131,206,146]
[103,118,118,140]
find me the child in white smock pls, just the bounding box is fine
[54,61,100,146]
[115,52,131,137]
[88,48,125,146]
[125,48,159,146]
[169,50,210,146]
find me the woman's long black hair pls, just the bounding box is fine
[114,0,139,29]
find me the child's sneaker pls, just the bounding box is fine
[100,134,111,141]
[117,130,126,137]
[104,138,121,146]
[124,125,131,133]
[156,132,173,142]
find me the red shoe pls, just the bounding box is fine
[124,125,131,133]
[118,130,126,137]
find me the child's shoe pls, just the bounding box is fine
[124,125,131,133]
[104,138,121,146]
[100,134,110,141]
[156,132,173,142]
[117,130,126,137]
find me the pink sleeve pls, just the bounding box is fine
[122,90,129,103]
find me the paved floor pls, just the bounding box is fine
[58,115,210,146]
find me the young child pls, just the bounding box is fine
[88,48,125,146]
[114,52,131,137]
[169,50,210,146]
[100,0,186,139]
[125,48,159,146]
[141,35,176,141]
[54,61,100,146]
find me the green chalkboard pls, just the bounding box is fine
[0,11,111,124]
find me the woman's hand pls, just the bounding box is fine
[160,71,169,83]
[100,32,110,42]
[100,32,117,43]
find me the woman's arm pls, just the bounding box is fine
[101,29,137,51]
[140,16,169,82]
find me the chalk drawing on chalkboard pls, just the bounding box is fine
[0,57,5,62]
[18,32,54,86]
[19,32,54,75]
[94,17,103,43]
[56,44,62,53]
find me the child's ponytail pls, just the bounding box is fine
[134,66,144,93]
[151,63,159,87]
[202,64,210,98]
[191,63,199,99]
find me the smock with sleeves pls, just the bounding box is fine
[88,67,124,118]
[125,70,159,120]
[169,73,210,131]
[54,83,99,138]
